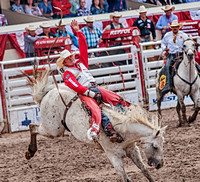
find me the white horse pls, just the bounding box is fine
[157,37,200,126]
[25,70,167,182]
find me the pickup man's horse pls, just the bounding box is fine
[157,37,200,126]
[25,70,167,182]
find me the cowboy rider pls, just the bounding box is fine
[160,20,200,94]
[56,20,130,143]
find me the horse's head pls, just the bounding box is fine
[142,126,167,169]
[183,37,196,60]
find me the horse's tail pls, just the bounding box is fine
[24,69,55,106]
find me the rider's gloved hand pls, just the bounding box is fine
[84,89,103,105]
[87,127,98,141]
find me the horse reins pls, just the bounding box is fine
[46,8,79,131]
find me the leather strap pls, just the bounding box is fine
[61,95,79,131]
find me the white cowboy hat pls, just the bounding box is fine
[55,21,67,27]
[56,50,75,67]
[40,22,51,28]
[84,16,95,23]
[110,11,122,19]
[138,5,147,13]
[168,20,182,28]
[25,25,38,31]
[161,5,175,12]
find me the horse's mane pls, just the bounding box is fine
[102,104,159,131]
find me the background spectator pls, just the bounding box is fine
[38,22,56,38]
[108,0,127,12]
[52,0,72,18]
[55,22,79,48]
[81,16,102,54]
[25,0,42,16]
[69,0,77,17]
[24,24,48,58]
[38,0,53,18]
[133,6,156,43]
[100,0,109,13]
[76,0,92,16]
[104,11,124,31]
[0,14,8,26]
[11,0,25,13]
[102,11,125,64]
[156,5,178,38]
[91,0,104,14]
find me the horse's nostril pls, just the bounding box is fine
[156,163,161,169]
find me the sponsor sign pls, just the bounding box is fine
[148,89,193,111]
[10,107,41,132]
[180,20,200,36]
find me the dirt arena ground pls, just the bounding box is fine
[1,106,200,182]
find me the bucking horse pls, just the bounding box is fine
[25,69,167,182]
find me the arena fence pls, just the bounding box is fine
[0,45,143,132]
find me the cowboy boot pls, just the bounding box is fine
[104,123,124,143]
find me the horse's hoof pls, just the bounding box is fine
[25,150,33,160]
[188,116,194,123]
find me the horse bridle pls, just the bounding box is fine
[177,39,198,94]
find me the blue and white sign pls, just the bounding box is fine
[10,107,41,132]
[148,89,194,111]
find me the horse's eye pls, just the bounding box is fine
[192,44,195,47]
[183,45,186,48]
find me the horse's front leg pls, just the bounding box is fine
[176,101,182,127]
[176,93,187,126]
[156,89,164,126]
[188,92,200,123]
[126,145,154,182]
[106,152,131,182]
[25,123,39,160]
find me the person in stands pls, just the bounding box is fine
[55,21,79,48]
[24,24,48,58]
[103,11,124,31]
[133,6,156,43]
[38,0,53,18]
[38,22,56,38]
[25,0,42,16]
[11,0,25,13]
[52,0,72,18]
[81,16,102,50]
[156,5,178,38]
[56,20,130,143]
[76,0,92,16]
[100,0,109,13]
[91,0,104,14]
[103,11,124,44]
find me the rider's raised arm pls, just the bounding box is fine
[71,20,88,68]
[77,31,88,68]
